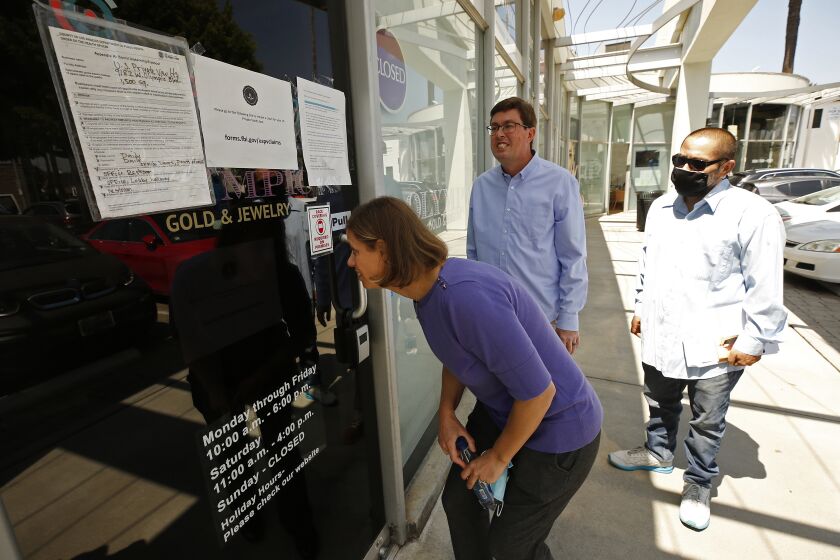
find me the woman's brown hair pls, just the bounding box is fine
[346,196,448,288]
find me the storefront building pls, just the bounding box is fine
[0,1,567,558]
[3,1,824,558]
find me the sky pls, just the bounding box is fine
[562,0,840,85]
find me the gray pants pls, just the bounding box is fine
[441,403,600,560]
[643,363,743,487]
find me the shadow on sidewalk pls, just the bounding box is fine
[545,217,687,559]
[783,272,840,360]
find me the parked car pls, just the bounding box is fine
[775,185,840,226]
[738,176,840,204]
[783,220,840,283]
[730,167,840,187]
[23,199,93,234]
[0,194,20,215]
[83,214,218,296]
[0,216,157,394]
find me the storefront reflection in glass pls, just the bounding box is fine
[374,0,479,478]
[0,2,384,558]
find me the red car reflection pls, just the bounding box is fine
[83,214,217,295]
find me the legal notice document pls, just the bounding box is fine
[297,77,351,186]
[48,27,212,219]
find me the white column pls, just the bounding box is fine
[481,0,496,171]
[670,60,712,179]
[520,0,530,100]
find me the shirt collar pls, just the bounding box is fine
[500,151,541,180]
[672,177,732,215]
[699,178,731,213]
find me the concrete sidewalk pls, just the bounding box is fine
[396,212,840,560]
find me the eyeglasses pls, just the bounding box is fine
[486,122,530,135]
[671,153,726,171]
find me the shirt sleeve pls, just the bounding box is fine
[466,187,477,261]
[447,284,552,401]
[553,173,588,330]
[733,210,788,356]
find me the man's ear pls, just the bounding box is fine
[722,159,736,176]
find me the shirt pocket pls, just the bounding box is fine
[683,337,722,368]
[710,243,735,285]
[525,205,554,240]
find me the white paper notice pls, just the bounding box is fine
[48,27,212,219]
[193,55,297,169]
[297,78,351,186]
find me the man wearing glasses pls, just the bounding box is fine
[467,97,587,355]
[609,127,787,531]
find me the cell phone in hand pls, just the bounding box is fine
[717,335,738,362]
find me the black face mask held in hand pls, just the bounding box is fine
[671,167,712,197]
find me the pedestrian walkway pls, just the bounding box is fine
[396,212,840,560]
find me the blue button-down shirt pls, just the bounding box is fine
[467,154,588,330]
[635,179,788,379]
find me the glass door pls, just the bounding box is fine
[0,2,384,558]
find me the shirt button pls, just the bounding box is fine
[506,208,510,212]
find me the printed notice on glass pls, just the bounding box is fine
[297,77,351,186]
[197,365,326,546]
[48,27,212,219]
[193,55,298,169]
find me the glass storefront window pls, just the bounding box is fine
[579,101,609,215]
[609,105,632,213]
[749,104,787,141]
[633,103,674,145]
[375,0,479,475]
[631,145,669,193]
[496,0,517,45]
[746,141,784,169]
[722,103,749,140]
[630,103,674,197]
[495,53,519,103]
[1,2,386,559]
[707,103,723,128]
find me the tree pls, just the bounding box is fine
[782,0,802,74]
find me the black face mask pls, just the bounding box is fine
[671,167,713,197]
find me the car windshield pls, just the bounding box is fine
[0,219,92,271]
[790,185,840,205]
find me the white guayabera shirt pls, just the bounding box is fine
[634,179,788,380]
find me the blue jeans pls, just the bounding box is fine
[642,363,743,487]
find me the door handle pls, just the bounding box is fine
[340,233,367,319]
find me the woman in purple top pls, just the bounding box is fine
[346,197,602,560]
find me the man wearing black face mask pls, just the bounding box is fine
[608,128,787,532]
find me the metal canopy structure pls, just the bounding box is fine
[713,82,840,107]
[555,0,703,105]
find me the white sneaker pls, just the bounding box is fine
[679,483,711,531]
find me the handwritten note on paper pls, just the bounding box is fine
[48,27,212,219]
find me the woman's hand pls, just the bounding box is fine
[438,410,474,469]
[461,449,507,489]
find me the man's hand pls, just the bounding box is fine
[555,329,580,354]
[630,316,641,337]
[461,448,507,488]
[316,304,331,327]
[728,350,760,367]
[438,411,474,469]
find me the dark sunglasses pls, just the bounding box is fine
[671,154,726,171]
